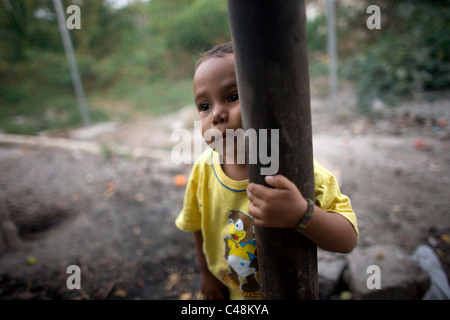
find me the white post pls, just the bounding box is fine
[53,0,91,127]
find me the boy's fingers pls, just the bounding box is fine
[246,188,258,202]
[250,196,265,211]
[248,201,262,219]
[246,189,253,201]
[253,217,269,228]
[265,174,292,190]
[247,182,269,199]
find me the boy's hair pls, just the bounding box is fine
[195,42,233,71]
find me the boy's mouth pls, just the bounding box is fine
[207,129,239,144]
[210,132,226,143]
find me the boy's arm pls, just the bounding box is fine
[297,206,357,253]
[247,175,357,253]
[193,231,228,299]
[194,231,208,272]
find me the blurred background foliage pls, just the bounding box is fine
[340,0,450,112]
[0,0,448,134]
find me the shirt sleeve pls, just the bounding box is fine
[175,164,202,233]
[314,161,359,236]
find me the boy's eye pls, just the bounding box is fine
[198,102,212,112]
[228,93,239,103]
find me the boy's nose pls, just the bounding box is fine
[212,104,228,125]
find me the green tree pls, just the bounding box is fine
[0,0,47,61]
[340,0,450,111]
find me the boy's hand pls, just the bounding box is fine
[200,270,228,300]
[247,175,308,228]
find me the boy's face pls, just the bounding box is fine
[193,54,242,158]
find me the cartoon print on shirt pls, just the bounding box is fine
[223,209,260,294]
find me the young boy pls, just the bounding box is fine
[175,42,358,300]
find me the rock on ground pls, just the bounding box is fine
[344,245,430,299]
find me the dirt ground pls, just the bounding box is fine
[0,81,449,300]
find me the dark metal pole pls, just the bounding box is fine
[227,0,318,299]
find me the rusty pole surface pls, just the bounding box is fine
[227,0,318,299]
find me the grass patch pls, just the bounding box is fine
[109,78,194,116]
[0,86,109,135]
[0,78,194,135]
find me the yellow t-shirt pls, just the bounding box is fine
[175,149,358,300]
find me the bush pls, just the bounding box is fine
[165,0,230,54]
[342,0,450,112]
